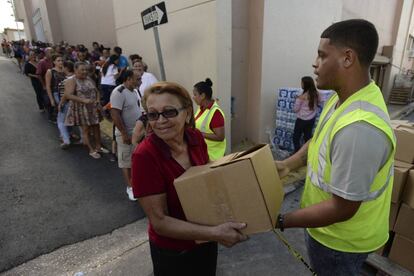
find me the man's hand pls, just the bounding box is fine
[275,160,290,178]
[122,133,131,145]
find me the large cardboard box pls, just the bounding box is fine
[392,161,414,203]
[389,234,414,272]
[389,202,399,231]
[393,124,414,163]
[174,144,284,235]
[403,170,414,209]
[394,203,414,241]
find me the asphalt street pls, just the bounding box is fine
[0,56,145,272]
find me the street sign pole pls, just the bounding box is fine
[153,26,166,81]
[141,2,168,81]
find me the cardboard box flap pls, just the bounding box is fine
[395,160,414,170]
[395,125,414,133]
[210,144,267,168]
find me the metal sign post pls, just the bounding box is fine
[141,2,168,81]
[153,26,166,81]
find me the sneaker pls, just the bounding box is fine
[60,143,70,150]
[97,147,110,154]
[109,153,117,162]
[126,187,137,201]
[89,151,101,159]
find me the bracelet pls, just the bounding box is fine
[277,214,284,232]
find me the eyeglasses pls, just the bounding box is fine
[147,107,187,121]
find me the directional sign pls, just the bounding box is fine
[141,2,168,30]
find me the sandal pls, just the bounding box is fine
[89,151,101,159]
[97,147,110,154]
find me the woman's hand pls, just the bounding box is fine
[82,98,94,104]
[275,160,290,178]
[212,222,248,248]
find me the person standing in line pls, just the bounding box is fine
[64,62,107,159]
[36,47,55,122]
[100,54,119,108]
[131,82,247,275]
[193,78,226,161]
[24,51,45,112]
[112,46,129,83]
[292,76,320,153]
[45,54,66,116]
[132,60,158,95]
[275,19,396,276]
[110,70,142,201]
[56,61,75,149]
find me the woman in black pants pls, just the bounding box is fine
[24,51,45,111]
[292,76,319,152]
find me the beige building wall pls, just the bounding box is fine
[53,0,116,47]
[15,0,116,46]
[254,0,342,143]
[113,0,233,151]
[231,0,249,145]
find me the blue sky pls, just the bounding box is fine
[0,0,24,32]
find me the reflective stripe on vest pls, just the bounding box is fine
[312,100,395,201]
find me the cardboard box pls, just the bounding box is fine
[403,170,414,209]
[392,161,414,203]
[389,234,414,272]
[389,202,399,231]
[394,203,414,241]
[393,124,414,163]
[174,144,284,235]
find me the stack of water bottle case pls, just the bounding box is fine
[274,88,333,152]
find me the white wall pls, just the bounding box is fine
[54,0,117,47]
[257,0,342,142]
[231,0,249,145]
[113,0,232,148]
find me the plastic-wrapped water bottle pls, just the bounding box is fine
[74,272,85,276]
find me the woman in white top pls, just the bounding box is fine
[132,60,158,95]
[100,54,119,106]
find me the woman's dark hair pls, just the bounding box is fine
[194,78,213,100]
[102,54,119,76]
[63,61,74,73]
[116,69,135,84]
[51,54,62,62]
[301,76,318,110]
[129,54,142,62]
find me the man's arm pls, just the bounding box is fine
[275,140,309,178]
[111,108,130,145]
[281,195,361,229]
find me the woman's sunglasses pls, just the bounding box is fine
[147,107,187,121]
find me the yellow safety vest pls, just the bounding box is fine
[195,101,226,161]
[301,81,396,253]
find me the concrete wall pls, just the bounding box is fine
[231,0,249,145]
[256,0,342,142]
[53,0,116,47]
[113,0,233,150]
[16,0,116,46]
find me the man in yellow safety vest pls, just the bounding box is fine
[275,19,395,276]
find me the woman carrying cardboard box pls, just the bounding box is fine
[131,82,247,276]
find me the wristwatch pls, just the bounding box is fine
[277,214,284,232]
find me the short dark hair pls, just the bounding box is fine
[120,69,135,84]
[321,19,378,67]
[63,61,74,73]
[113,46,122,55]
[194,78,213,99]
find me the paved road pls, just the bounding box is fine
[0,56,145,272]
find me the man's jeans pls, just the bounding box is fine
[305,230,369,276]
[54,92,70,144]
